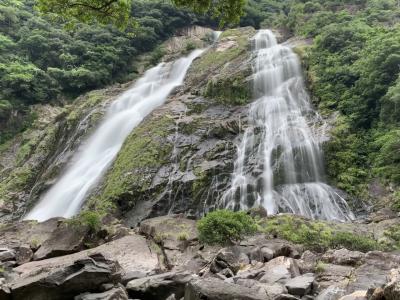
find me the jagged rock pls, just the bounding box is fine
[184,278,270,300]
[126,272,192,300]
[219,268,234,278]
[322,249,364,267]
[139,215,198,250]
[299,251,319,273]
[258,257,300,284]
[338,290,367,300]
[249,246,274,263]
[241,236,301,259]
[14,245,33,265]
[210,246,250,274]
[14,235,159,280]
[345,251,400,294]
[33,222,89,260]
[316,264,353,291]
[74,286,129,300]
[383,268,400,300]
[121,270,147,285]
[0,218,65,253]
[284,273,315,296]
[0,249,15,262]
[11,253,121,300]
[261,246,275,261]
[316,285,346,300]
[138,215,201,271]
[274,294,299,300]
[236,279,288,298]
[367,287,384,300]
[0,278,11,300]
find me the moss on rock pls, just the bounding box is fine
[185,27,255,103]
[93,115,174,212]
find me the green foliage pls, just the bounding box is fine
[36,0,133,29]
[77,210,102,232]
[197,210,257,245]
[37,0,245,29]
[177,231,190,241]
[172,0,246,27]
[0,99,12,120]
[0,0,211,145]
[384,224,400,249]
[260,215,383,252]
[330,231,382,253]
[149,46,166,65]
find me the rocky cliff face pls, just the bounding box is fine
[0,26,220,223]
[0,89,120,221]
[90,27,256,226]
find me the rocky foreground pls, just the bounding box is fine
[0,214,400,300]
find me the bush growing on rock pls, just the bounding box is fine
[197,210,257,245]
[69,210,102,233]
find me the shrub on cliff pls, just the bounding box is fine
[197,210,257,245]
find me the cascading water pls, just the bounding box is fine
[25,49,204,222]
[221,30,354,222]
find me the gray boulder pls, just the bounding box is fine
[0,248,15,262]
[33,222,89,260]
[126,272,192,300]
[383,268,400,300]
[284,273,315,296]
[15,245,33,265]
[11,253,121,300]
[322,249,364,267]
[259,257,300,284]
[184,278,270,300]
[210,246,250,274]
[75,286,129,300]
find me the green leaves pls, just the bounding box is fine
[197,210,257,245]
[173,0,246,27]
[35,0,133,29]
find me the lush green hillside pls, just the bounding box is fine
[0,0,213,143]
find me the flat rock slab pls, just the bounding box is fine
[11,253,121,300]
[139,215,198,250]
[14,235,159,278]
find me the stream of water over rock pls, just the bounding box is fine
[25,49,204,222]
[221,30,354,222]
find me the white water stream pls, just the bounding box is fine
[25,49,204,221]
[221,30,354,221]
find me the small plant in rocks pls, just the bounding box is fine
[197,209,257,245]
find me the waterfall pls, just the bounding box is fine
[221,30,354,222]
[25,49,204,222]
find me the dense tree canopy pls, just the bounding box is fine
[36,0,246,28]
